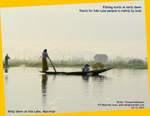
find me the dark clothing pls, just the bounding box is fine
[5,56,10,67]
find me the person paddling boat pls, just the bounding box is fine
[42,49,50,72]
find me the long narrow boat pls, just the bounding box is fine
[40,68,112,76]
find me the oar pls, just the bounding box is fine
[48,58,57,72]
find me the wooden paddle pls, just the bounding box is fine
[48,58,57,72]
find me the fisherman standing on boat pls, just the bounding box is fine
[82,64,90,72]
[5,54,11,68]
[42,49,50,72]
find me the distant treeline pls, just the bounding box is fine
[105,59,147,69]
[3,58,148,69]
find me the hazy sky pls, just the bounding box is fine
[1,1,147,60]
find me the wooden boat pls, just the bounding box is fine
[40,68,112,76]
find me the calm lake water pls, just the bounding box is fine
[4,67,150,115]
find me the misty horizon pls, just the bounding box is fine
[1,1,147,61]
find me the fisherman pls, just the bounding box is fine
[42,49,50,72]
[5,54,10,68]
[82,64,90,72]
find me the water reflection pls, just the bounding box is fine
[53,75,56,80]
[82,75,107,82]
[5,75,8,88]
[91,75,107,82]
[82,75,89,81]
[5,67,8,73]
[41,74,48,108]
[4,67,9,85]
[4,67,149,112]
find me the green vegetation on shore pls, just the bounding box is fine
[3,59,148,69]
[104,59,147,69]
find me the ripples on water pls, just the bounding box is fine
[4,67,150,114]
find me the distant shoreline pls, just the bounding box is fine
[3,66,148,70]
[3,59,148,69]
